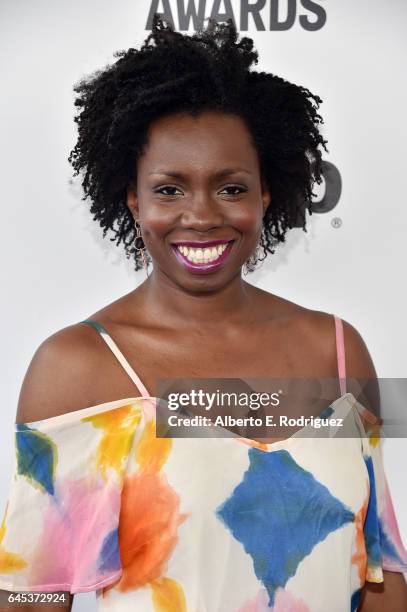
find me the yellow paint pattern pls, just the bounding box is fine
[136,418,172,471]
[0,502,8,546]
[366,565,384,583]
[150,576,187,612]
[82,404,142,480]
[0,502,28,573]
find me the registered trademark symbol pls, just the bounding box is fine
[331,217,342,229]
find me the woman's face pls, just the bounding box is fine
[127,110,270,291]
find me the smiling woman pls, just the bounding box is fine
[1,11,407,612]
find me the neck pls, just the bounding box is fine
[134,267,259,329]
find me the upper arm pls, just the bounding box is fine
[15,324,101,424]
[2,324,99,609]
[359,570,407,612]
[342,320,407,608]
[341,318,381,419]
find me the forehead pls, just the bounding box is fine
[138,111,260,174]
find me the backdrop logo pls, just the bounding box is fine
[311,161,342,215]
[146,1,327,32]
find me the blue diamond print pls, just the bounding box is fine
[216,448,354,607]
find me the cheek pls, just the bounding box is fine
[139,207,174,239]
[226,205,263,235]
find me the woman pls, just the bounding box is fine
[0,14,406,612]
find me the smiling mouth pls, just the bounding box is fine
[171,240,235,272]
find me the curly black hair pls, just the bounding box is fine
[68,13,328,272]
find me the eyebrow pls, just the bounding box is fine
[148,168,252,178]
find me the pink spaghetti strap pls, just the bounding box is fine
[80,319,151,399]
[333,314,347,396]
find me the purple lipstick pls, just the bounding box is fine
[171,240,235,274]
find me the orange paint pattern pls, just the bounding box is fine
[351,480,369,583]
[102,416,189,609]
[114,470,188,592]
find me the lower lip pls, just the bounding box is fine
[172,242,235,274]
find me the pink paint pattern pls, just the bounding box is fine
[380,476,407,572]
[29,477,121,591]
[239,587,310,611]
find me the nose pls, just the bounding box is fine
[179,191,224,232]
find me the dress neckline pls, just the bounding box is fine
[16,393,360,454]
[203,392,355,452]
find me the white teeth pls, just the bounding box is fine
[176,242,230,264]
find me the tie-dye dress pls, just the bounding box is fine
[0,316,406,612]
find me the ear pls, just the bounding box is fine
[127,182,140,220]
[262,188,271,215]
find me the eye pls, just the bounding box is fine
[154,185,183,196]
[219,185,248,196]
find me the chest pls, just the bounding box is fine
[100,321,336,400]
[147,331,300,375]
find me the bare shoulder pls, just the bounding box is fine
[284,303,340,364]
[299,307,379,410]
[302,307,378,378]
[274,295,374,364]
[15,321,106,424]
[299,307,377,373]
[255,287,378,377]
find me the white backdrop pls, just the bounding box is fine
[1,2,406,610]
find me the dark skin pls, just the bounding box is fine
[3,110,406,611]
